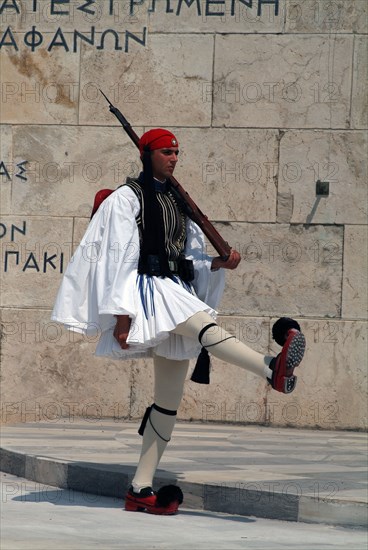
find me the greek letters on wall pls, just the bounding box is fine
[0,220,68,274]
[0,0,280,53]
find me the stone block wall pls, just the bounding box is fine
[0,0,367,429]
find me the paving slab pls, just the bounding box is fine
[0,420,367,528]
[2,473,367,550]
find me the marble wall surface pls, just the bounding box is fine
[0,0,367,429]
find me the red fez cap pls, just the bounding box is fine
[139,128,178,156]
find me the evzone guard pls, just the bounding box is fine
[52,105,306,515]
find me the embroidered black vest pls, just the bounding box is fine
[124,176,187,262]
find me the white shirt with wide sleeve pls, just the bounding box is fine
[51,185,225,360]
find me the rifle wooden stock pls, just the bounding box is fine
[100,90,231,259]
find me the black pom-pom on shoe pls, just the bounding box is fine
[156,485,184,507]
[272,317,301,347]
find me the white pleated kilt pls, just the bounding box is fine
[95,273,217,361]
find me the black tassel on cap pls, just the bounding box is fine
[272,317,301,347]
[190,347,211,384]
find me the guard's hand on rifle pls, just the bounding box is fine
[211,249,241,271]
[114,315,132,349]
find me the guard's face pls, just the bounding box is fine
[151,148,179,181]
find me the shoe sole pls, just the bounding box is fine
[276,329,306,394]
[125,497,179,515]
[147,504,179,515]
[285,330,306,374]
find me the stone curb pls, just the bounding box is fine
[1,446,366,528]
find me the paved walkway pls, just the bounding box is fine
[1,420,367,528]
[2,472,367,550]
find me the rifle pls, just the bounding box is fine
[100,90,231,260]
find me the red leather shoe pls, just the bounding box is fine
[125,485,183,515]
[268,328,306,393]
[125,486,156,512]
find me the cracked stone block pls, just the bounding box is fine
[277,193,294,223]
[352,35,368,129]
[342,225,368,319]
[0,308,132,424]
[268,318,367,430]
[73,217,90,252]
[0,216,73,308]
[0,43,79,125]
[0,125,12,215]
[79,34,213,127]
[213,34,353,129]
[172,128,278,222]
[10,125,143,217]
[278,130,367,224]
[285,0,368,34]
[212,222,343,318]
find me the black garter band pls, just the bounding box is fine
[138,403,177,441]
[191,323,235,385]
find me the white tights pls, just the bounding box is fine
[131,354,189,491]
[131,311,273,491]
[174,311,273,377]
